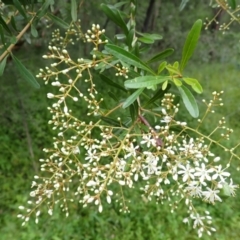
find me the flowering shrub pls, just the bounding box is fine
[15,5,240,236]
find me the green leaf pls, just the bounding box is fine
[173,78,182,86]
[183,77,203,94]
[129,101,138,122]
[10,36,17,44]
[191,82,203,94]
[180,19,202,72]
[138,36,154,44]
[145,84,171,107]
[12,54,40,89]
[157,61,167,74]
[0,56,7,76]
[0,25,6,45]
[105,44,155,75]
[71,0,78,22]
[122,88,144,108]
[35,0,52,19]
[0,15,12,35]
[162,80,168,90]
[147,48,174,64]
[10,16,17,31]
[228,0,236,10]
[137,32,162,40]
[166,65,181,75]
[13,0,28,20]
[108,91,119,102]
[126,28,134,48]
[31,24,38,37]
[101,4,128,35]
[100,74,127,92]
[177,85,199,118]
[101,116,125,127]
[47,13,69,29]
[124,76,170,89]
[179,0,189,11]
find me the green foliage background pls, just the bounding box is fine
[1,0,240,239]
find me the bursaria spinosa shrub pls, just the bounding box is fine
[17,6,240,239]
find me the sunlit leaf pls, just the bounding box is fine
[177,85,199,118]
[157,61,167,74]
[180,19,202,72]
[183,77,203,93]
[173,78,182,86]
[147,48,174,64]
[125,75,170,89]
[12,54,40,89]
[105,44,155,74]
[162,80,168,90]
[122,88,144,108]
[166,65,180,75]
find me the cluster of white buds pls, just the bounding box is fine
[115,64,129,78]
[85,24,108,49]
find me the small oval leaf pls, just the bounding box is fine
[124,76,170,89]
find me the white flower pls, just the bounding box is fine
[143,152,159,175]
[141,134,156,148]
[161,115,172,123]
[212,165,230,182]
[190,213,205,229]
[194,163,214,183]
[178,164,195,182]
[202,187,222,203]
[124,143,139,159]
[185,181,202,197]
[85,149,99,162]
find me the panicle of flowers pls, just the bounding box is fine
[205,0,240,34]
[18,22,240,238]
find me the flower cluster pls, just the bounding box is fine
[18,22,239,238]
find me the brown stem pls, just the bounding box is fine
[0,17,34,62]
[138,114,163,147]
